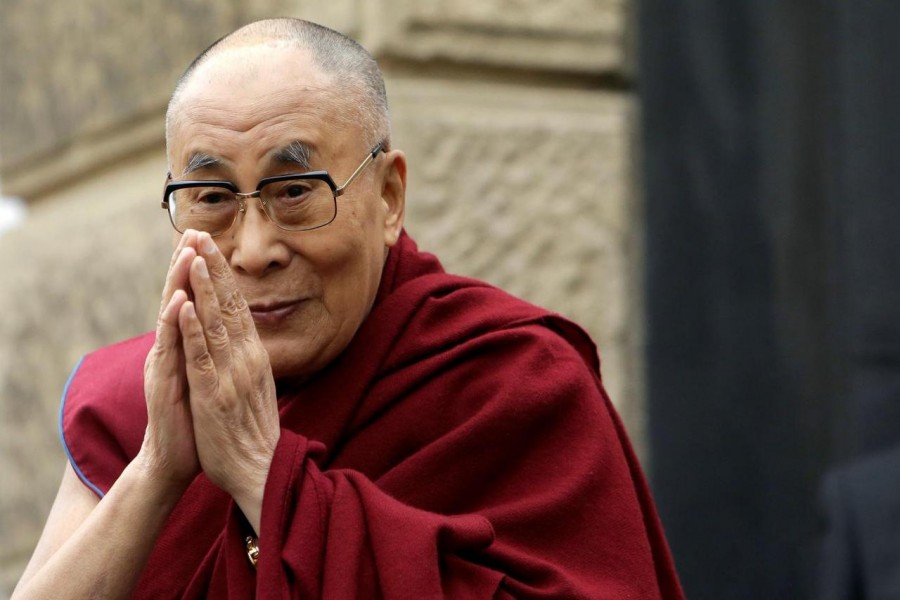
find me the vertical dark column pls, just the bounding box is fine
[831,3,900,460]
[638,1,841,598]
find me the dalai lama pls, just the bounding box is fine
[13,18,684,600]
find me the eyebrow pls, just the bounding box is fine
[182,153,225,177]
[270,140,312,171]
[178,140,313,178]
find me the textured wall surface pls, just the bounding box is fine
[0,0,636,594]
[0,1,245,197]
[368,0,626,72]
[0,151,172,592]
[391,77,639,422]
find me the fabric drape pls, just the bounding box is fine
[61,231,683,599]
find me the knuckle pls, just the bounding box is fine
[198,352,217,375]
[210,260,231,280]
[208,315,229,340]
[185,325,208,357]
[210,331,233,359]
[189,347,216,377]
[251,347,270,369]
[221,289,248,317]
[254,365,273,390]
[248,351,272,383]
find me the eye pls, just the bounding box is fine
[285,184,309,198]
[272,181,314,204]
[197,189,230,204]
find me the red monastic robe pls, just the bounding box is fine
[61,232,684,599]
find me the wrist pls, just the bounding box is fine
[229,437,279,535]
[130,450,194,503]
[229,453,271,509]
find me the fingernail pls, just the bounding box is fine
[196,258,209,278]
[202,233,216,255]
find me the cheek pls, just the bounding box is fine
[322,237,383,314]
[329,204,384,274]
[330,237,376,293]
[304,196,386,302]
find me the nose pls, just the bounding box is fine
[227,197,292,277]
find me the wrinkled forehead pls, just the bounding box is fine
[167,45,355,162]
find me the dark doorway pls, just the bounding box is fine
[639,2,900,598]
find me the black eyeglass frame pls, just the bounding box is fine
[161,142,385,236]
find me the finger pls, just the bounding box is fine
[179,301,221,401]
[196,232,256,341]
[161,289,188,335]
[168,230,192,270]
[159,242,197,318]
[147,289,188,379]
[189,256,233,372]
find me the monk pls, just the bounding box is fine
[13,18,684,599]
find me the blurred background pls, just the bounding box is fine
[0,1,898,599]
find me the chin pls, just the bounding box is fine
[263,338,311,381]
[261,330,338,382]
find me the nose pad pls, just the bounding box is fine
[235,193,269,222]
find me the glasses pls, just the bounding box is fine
[162,143,384,236]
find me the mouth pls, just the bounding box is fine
[247,299,306,327]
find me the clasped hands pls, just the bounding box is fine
[139,230,281,531]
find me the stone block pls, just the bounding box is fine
[364,0,629,74]
[0,150,171,594]
[388,77,641,428]
[0,0,241,192]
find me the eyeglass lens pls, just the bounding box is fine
[168,178,336,235]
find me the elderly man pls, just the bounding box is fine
[13,18,683,600]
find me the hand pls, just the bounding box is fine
[138,231,201,492]
[178,232,281,531]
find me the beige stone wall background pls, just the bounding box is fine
[0,0,639,595]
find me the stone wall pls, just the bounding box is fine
[0,0,638,594]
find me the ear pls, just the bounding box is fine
[379,149,407,248]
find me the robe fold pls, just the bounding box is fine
[60,231,684,599]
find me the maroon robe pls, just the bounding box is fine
[61,232,684,599]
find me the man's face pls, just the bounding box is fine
[167,45,405,379]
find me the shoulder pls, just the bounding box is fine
[63,331,154,416]
[60,332,154,497]
[360,272,609,436]
[373,233,600,375]
[379,271,601,377]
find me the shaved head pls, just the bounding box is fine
[166,18,390,155]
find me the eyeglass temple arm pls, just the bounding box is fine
[161,172,173,209]
[334,142,385,197]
